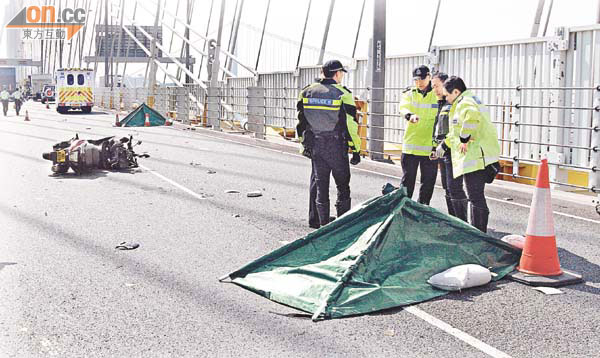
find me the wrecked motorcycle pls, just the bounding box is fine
[42,134,149,174]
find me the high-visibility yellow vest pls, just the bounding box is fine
[398,87,439,156]
[445,90,501,178]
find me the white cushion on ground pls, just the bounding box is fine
[427,264,492,291]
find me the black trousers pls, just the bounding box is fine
[440,150,466,200]
[463,169,488,211]
[14,99,21,114]
[310,134,351,226]
[401,153,438,204]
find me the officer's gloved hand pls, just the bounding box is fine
[435,143,446,158]
[350,152,361,165]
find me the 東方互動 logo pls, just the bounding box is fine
[5,5,87,40]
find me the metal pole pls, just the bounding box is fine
[85,0,100,67]
[114,0,126,77]
[185,0,194,83]
[597,0,600,23]
[109,1,116,89]
[78,0,90,67]
[317,0,335,65]
[92,0,103,74]
[352,0,366,59]
[145,0,161,91]
[296,0,312,69]
[198,0,215,80]
[369,0,386,161]
[58,0,63,69]
[162,0,181,83]
[67,0,79,67]
[225,0,244,78]
[121,2,137,81]
[228,0,244,75]
[255,0,271,71]
[40,0,47,73]
[531,0,546,37]
[542,0,554,36]
[104,0,109,86]
[175,2,194,80]
[428,0,441,52]
[222,0,239,79]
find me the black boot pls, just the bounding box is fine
[316,202,331,227]
[470,205,489,233]
[445,195,456,217]
[451,199,468,222]
[335,198,351,218]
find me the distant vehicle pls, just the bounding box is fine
[31,73,53,101]
[41,84,55,104]
[55,68,94,114]
[0,67,17,91]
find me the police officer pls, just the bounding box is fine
[440,76,501,232]
[430,72,467,220]
[1,86,10,116]
[297,60,362,228]
[398,65,439,204]
[12,87,23,116]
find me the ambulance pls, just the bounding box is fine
[55,68,95,114]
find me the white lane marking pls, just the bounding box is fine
[404,306,512,358]
[138,158,510,358]
[139,164,206,200]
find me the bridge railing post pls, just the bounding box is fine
[247,85,265,140]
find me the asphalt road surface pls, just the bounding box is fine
[1,101,599,357]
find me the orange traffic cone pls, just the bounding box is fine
[518,159,562,276]
[144,113,151,127]
[24,110,30,121]
[115,113,121,127]
[508,158,582,287]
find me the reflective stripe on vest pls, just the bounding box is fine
[462,122,478,130]
[484,156,499,165]
[411,102,439,109]
[403,143,433,152]
[303,98,341,110]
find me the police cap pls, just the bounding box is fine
[322,60,347,77]
[412,65,430,80]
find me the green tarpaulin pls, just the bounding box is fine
[118,103,167,127]
[225,188,521,321]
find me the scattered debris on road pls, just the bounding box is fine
[504,197,514,201]
[247,191,262,197]
[225,189,240,194]
[115,242,140,250]
[533,287,564,295]
[207,170,217,174]
[233,214,241,218]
